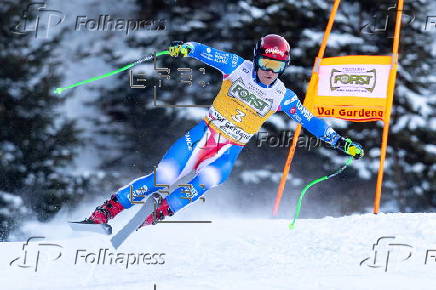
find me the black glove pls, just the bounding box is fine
[335,137,364,159]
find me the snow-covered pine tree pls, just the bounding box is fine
[0,0,85,240]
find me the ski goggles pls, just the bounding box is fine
[256,57,287,73]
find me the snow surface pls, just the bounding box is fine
[2,212,436,290]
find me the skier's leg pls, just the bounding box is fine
[167,144,243,212]
[87,120,209,223]
[141,143,243,225]
[114,120,208,208]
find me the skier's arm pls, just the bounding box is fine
[168,41,244,75]
[278,89,364,158]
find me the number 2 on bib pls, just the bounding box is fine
[232,109,246,123]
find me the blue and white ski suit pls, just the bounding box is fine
[115,42,341,213]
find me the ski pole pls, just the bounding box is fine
[53,50,170,95]
[289,156,354,229]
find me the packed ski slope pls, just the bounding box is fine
[2,212,436,290]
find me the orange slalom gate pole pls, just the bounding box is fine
[373,0,404,213]
[272,124,302,216]
[272,0,342,216]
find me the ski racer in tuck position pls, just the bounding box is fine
[83,34,364,228]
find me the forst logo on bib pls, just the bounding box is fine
[330,68,377,93]
[228,78,272,116]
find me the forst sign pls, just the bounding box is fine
[312,55,393,122]
[330,68,376,93]
[319,64,390,98]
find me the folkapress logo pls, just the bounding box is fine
[360,236,413,272]
[11,2,166,38]
[9,236,63,272]
[75,16,166,35]
[330,68,376,93]
[11,1,65,39]
[9,236,166,271]
[360,4,415,38]
[75,249,166,269]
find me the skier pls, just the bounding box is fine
[83,34,364,228]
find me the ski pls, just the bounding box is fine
[110,193,159,249]
[69,221,113,235]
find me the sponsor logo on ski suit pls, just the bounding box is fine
[204,60,286,145]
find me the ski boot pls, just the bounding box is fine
[139,193,174,228]
[87,194,125,224]
[69,195,124,235]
